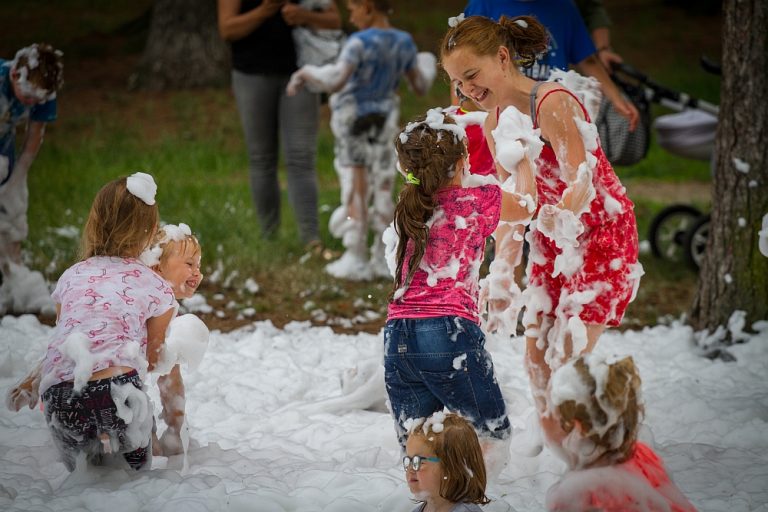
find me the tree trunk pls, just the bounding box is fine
[132,0,230,90]
[689,0,768,333]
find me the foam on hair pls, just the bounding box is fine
[12,43,64,101]
[140,223,200,268]
[441,14,548,69]
[80,177,159,260]
[407,412,490,505]
[391,111,467,299]
[550,355,643,464]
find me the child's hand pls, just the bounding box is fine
[259,0,287,17]
[5,373,41,412]
[281,3,307,26]
[286,69,306,96]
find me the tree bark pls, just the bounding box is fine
[689,0,768,333]
[132,0,230,90]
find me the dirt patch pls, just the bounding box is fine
[625,180,711,205]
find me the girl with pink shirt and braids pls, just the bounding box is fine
[384,110,535,455]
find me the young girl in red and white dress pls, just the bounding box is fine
[441,15,643,408]
[37,172,177,471]
[543,355,697,512]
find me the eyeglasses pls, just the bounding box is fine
[403,455,441,472]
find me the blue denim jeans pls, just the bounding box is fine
[384,316,511,447]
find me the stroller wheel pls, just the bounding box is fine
[683,214,711,271]
[648,204,703,262]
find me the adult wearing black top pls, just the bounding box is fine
[218,0,341,246]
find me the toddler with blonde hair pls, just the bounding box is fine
[543,355,696,511]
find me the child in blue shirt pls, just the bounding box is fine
[0,43,63,272]
[287,0,435,280]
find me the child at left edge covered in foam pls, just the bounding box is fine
[5,172,197,471]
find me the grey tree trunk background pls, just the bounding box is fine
[132,0,230,90]
[689,0,768,334]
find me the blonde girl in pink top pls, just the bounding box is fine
[38,173,176,471]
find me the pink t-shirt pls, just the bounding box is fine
[40,256,176,394]
[388,184,501,324]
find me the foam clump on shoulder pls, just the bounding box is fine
[126,172,157,206]
[548,69,603,125]
[492,106,543,176]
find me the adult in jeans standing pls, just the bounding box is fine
[218,0,341,246]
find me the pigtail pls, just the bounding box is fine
[498,15,549,69]
[391,116,466,300]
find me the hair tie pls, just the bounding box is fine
[405,171,421,186]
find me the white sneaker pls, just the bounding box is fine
[325,250,373,281]
[328,206,351,238]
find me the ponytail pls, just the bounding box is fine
[498,15,549,68]
[391,115,466,299]
[441,14,549,69]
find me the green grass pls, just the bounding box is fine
[13,0,722,329]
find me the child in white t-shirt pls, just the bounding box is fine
[287,0,436,280]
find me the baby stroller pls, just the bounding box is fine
[597,61,719,271]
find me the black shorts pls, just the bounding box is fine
[42,370,150,471]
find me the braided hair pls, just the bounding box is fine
[391,113,467,299]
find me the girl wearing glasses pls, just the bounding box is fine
[404,412,490,512]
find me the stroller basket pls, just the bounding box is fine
[596,71,651,166]
[602,63,719,166]
[654,110,717,161]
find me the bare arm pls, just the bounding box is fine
[157,365,185,431]
[482,114,507,179]
[577,54,638,131]
[146,308,176,372]
[286,61,354,95]
[404,52,437,96]
[14,121,46,174]
[281,1,341,29]
[591,27,622,69]
[218,0,286,41]
[537,91,596,217]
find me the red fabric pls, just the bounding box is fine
[588,443,697,512]
[528,90,639,326]
[548,443,698,512]
[456,108,496,176]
